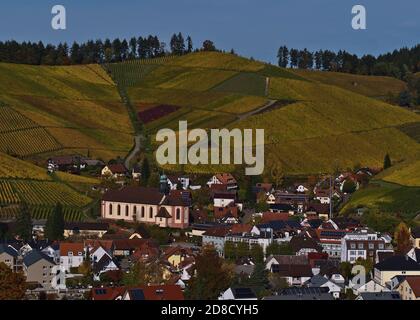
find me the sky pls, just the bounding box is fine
[0,0,419,63]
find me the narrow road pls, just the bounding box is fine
[124,134,142,169]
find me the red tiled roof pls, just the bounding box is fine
[60,243,84,256]
[102,186,163,204]
[215,173,237,185]
[142,285,184,300]
[214,205,239,219]
[203,226,230,237]
[405,276,420,297]
[230,224,253,234]
[260,212,289,223]
[91,286,126,300]
[106,164,127,174]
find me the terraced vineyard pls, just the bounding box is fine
[0,181,20,204]
[10,180,92,207]
[0,62,134,161]
[0,177,93,222]
[107,51,420,176]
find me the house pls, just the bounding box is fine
[295,183,309,193]
[407,247,420,262]
[411,227,420,248]
[167,175,190,190]
[23,250,57,290]
[202,226,231,256]
[304,274,343,298]
[162,246,194,270]
[207,173,237,190]
[113,239,157,257]
[63,222,109,238]
[131,165,141,180]
[101,186,189,229]
[59,243,85,271]
[341,228,393,263]
[315,228,347,259]
[254,183,274,194]
[290,234,323,256]
[356,292,401,300]
[91,286,127,300]
[269,203,295,214]
[219,287,257,300]
[265,287,333,300]
[92,252,119,280]
[272,192,309,213]
[47,155,85,173]
[218,212,240,225]
[0,244,19,271]
[314,189,331,204]
[350,279,390,296]
[101,164,128,179]
[267,259,313,286]
[374,255,420,287]
[397,276,420,300]
[225,227,274,255]
[213,192,237,208]
[214,204,239,220]
[123,285,184,300]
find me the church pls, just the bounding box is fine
[101,176,190,229]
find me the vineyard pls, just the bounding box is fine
[0,178,93,222]
[10,180,92,207]
[0,204,84,221]
[0,62,134,163]
[0,127,62,157]
[0,152,52,180]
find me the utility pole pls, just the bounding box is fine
[329,174,333,220]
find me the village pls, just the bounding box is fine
[1,154,419,301]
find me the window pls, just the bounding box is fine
[141,207,145,218]
[149,207,153,218]
[125,205,129,217]
[176,208,181,220]
[358,243,364,249]
[368,243,374,249]
[117,204,121,216]
[378,243,384,249]
[350,243,356,249]
[109,204,113,215]
[134,206,137,215]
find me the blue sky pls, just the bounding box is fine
[0,0,419,63]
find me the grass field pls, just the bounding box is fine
[341,180,420,219]
[375,160,420,187]
[291,69,406,98]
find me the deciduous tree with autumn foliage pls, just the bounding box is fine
[0,263,26,300]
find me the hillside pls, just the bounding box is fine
[107,51,420,176]
[0,63,133,162]
[0,63,124,221]
[0,151,99,221]
[291,69,406,99]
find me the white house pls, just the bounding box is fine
[213,193,236,208]
[350,279,390,296]
[60,243,85,271]
[219,287,257,300]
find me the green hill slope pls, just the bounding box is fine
[291,69,406,99]
[0,63,133,161]
[107,52,420,176]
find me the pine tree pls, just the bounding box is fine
[186,36,193,53]
[45,203,65,241]
[141,158,151,186]
[383,153,392,169]
[15,202,32,242]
